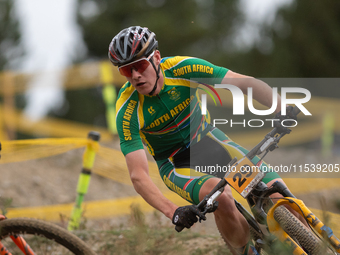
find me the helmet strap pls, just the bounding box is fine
[148,59,160,96]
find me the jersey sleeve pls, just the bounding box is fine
[116,84,144,156]
[161,56,229,86]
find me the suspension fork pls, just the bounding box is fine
[249,181,296,225]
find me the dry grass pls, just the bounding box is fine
[71,204,231,255]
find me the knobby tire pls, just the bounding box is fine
[274,206,333,255]
[0,217,96,255]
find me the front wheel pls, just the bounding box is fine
[0,217,96,255]
[273,206,333,255]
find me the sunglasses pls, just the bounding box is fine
[118,51,155,77]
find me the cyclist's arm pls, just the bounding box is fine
[125,149,178,219]
[222,70,281,113]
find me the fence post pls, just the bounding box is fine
[0,105,6,140]
[2,72,16,140]
[100,62,117,135]
[321,112,334,158]
[68,131,100,230]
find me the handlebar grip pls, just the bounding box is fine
[292,106,301,116]
[175,225,185,232]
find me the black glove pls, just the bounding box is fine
[172,205,206,229]
[274,105,297,133]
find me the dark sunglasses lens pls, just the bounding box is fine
[119,65,132,77]
[119,59,150,77]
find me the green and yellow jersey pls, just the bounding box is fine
[116,56,229,160]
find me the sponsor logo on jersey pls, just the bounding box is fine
[148,106,156,115]
[168,87,181,101]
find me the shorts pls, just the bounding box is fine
[156,127,280,205]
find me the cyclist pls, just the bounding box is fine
[109,26,292,255]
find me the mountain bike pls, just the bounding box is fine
[0,214,96,254]
[175,107,340,255]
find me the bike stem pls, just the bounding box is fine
[250,181,296,225]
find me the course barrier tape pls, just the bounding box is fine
[0,61,126,95]
[0,136,168,193]
[0,105,113,141]
[0,138,89,164]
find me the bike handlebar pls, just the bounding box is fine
[292,105,301,116]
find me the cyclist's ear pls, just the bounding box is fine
[153,50,161,65]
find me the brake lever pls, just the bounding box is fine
[265,131,289,153]
[175,201,217,232]
[198,201,219,223]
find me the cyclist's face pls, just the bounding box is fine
[124,50,162,95]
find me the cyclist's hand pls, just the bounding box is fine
[172,205,206,229]
[274,105,297,133]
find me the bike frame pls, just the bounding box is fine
[0,215,35,255]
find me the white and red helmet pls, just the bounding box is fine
[108,26,158,66]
